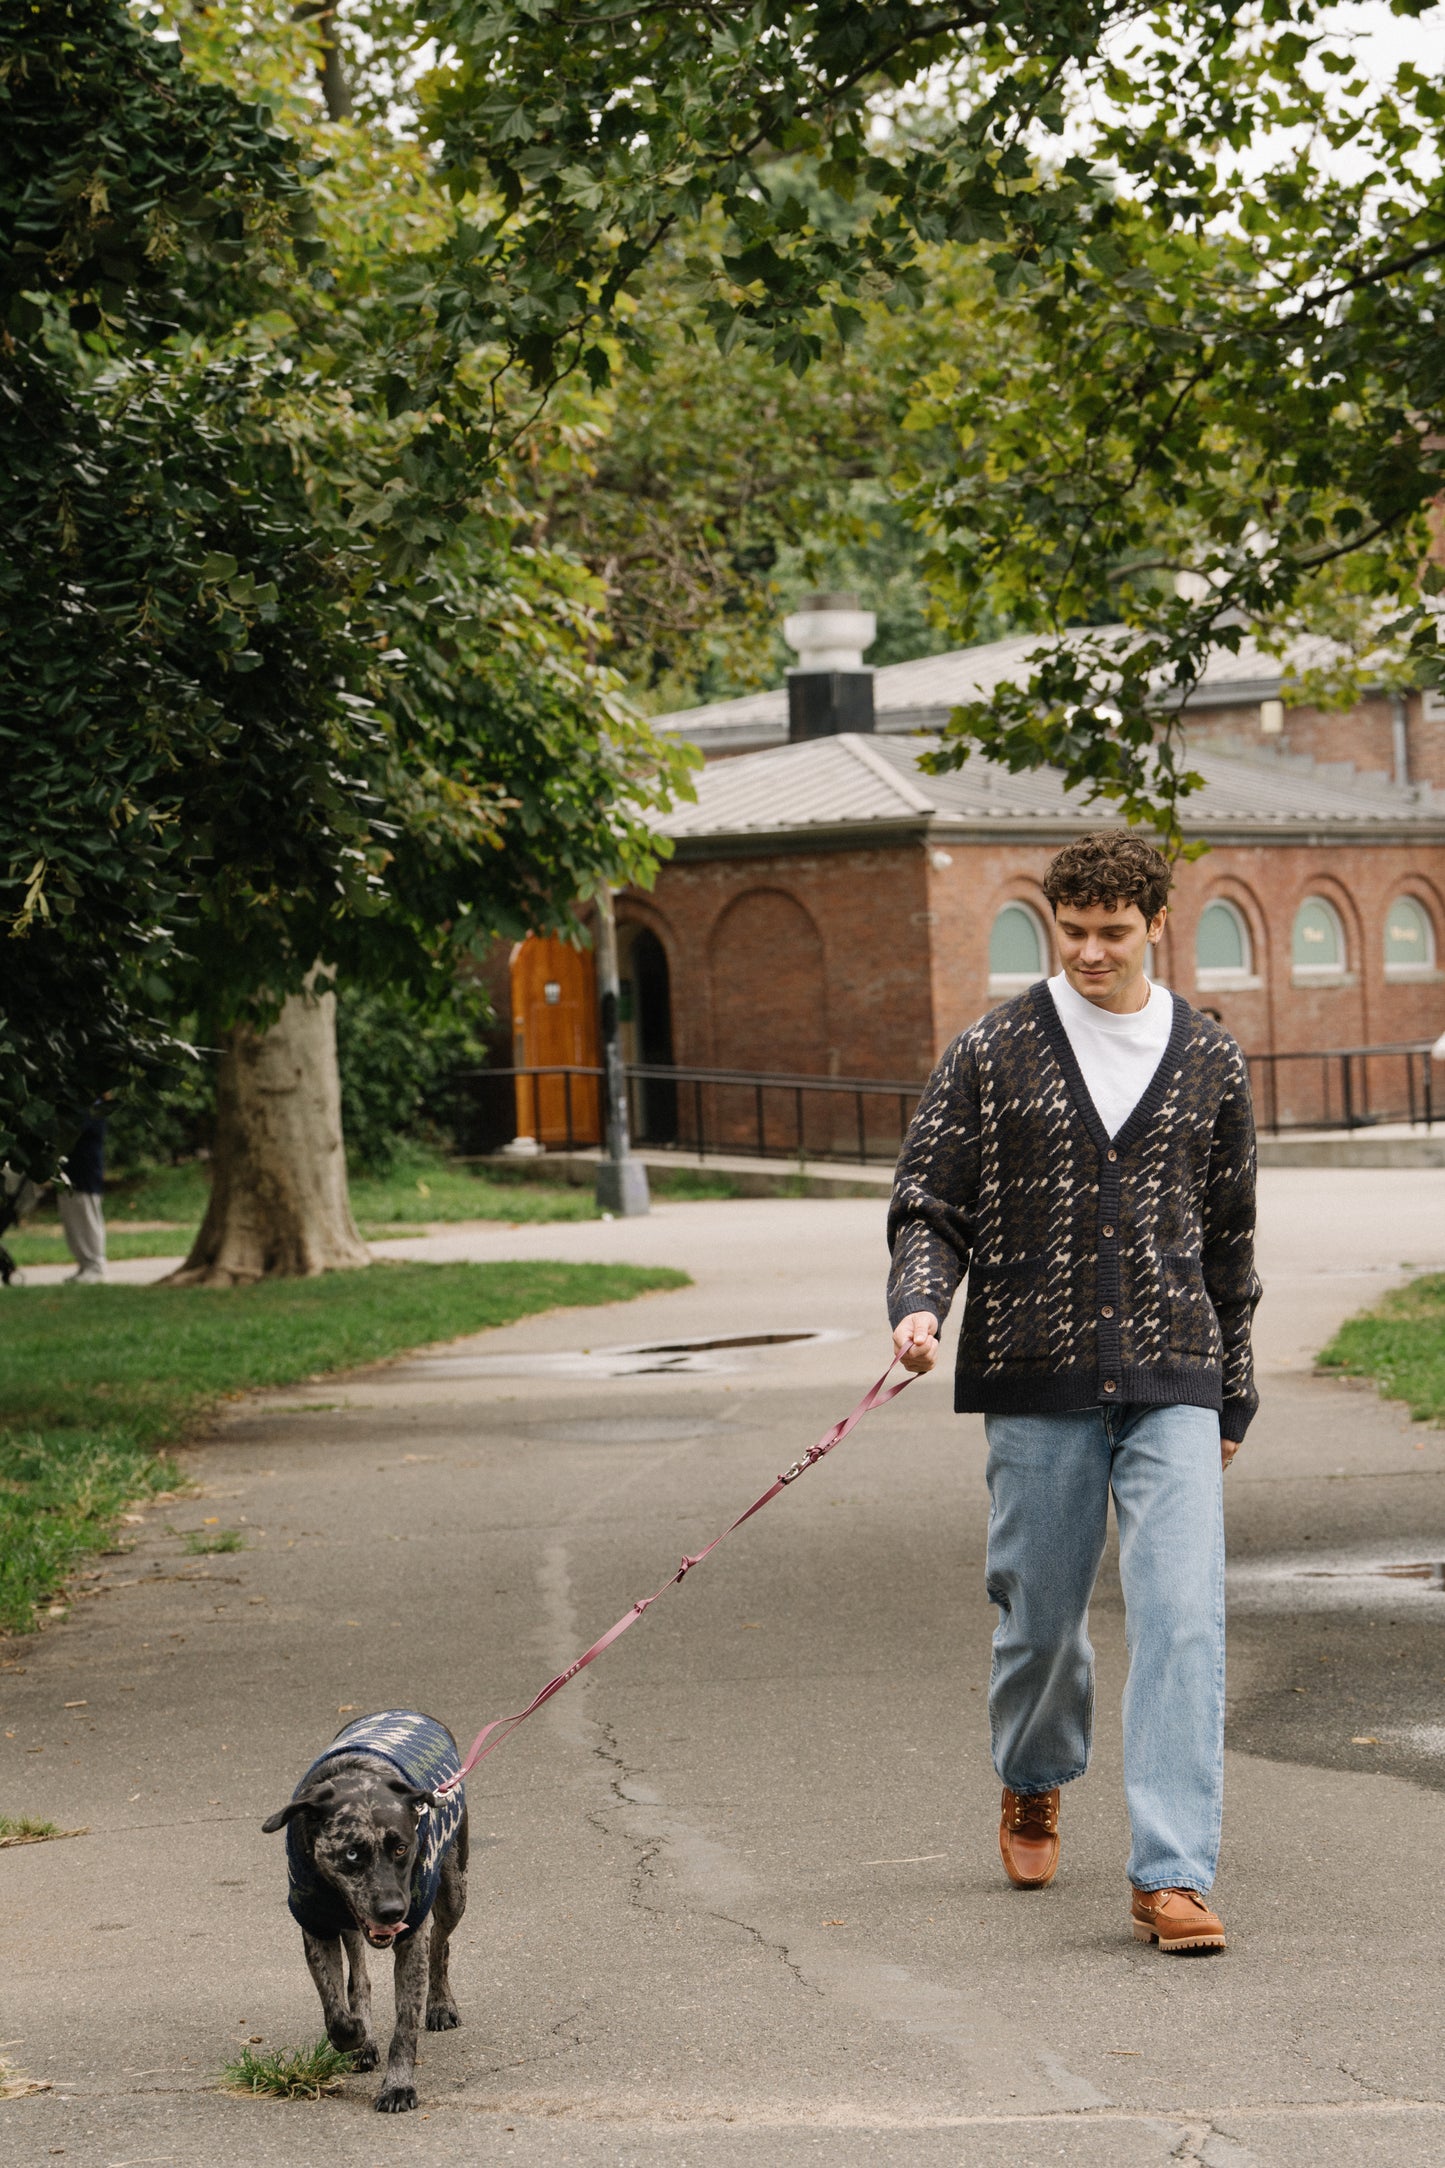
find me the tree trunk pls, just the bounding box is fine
[166,980,369,1287]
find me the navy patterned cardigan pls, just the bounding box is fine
[887,982,1261,1438]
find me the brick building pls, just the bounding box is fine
[495,623,1445,1148]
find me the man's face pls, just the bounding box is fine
[1052,895,1166,1009]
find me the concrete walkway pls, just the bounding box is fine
[5,1172,1445,2165]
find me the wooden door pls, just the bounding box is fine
[510,936,601,1147]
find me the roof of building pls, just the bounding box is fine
[657,730,1445,854]
[653,625,1381,756]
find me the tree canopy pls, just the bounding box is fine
[8,0,1444,1175]
[413,0,1445,827]
[1,0,690,1175]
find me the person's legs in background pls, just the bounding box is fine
[58,1186,108,1284]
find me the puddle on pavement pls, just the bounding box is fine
[391,1327,854,1382]
[1229,1549,1445,1611]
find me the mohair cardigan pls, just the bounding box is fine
[887,982,1261,1438]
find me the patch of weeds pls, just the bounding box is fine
[221,2040,355,2100]
[0,1814,88,1847]
[0,2059,51,2100]
[183,1527,245,1555]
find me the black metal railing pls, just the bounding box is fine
[452,1063,925,1164]
[1245,1041,1436,1135]
[453,1041,1440,1164]
[626,1062,925,1164]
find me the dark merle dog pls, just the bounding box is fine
[263,1710,468,2113]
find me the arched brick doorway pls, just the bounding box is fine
[620,923,677,1142]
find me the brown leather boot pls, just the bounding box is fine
[998,1786,1061,1889]
[1130,1885,1226,1952]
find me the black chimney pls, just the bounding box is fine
[783,592,876,741]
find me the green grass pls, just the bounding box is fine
[6,1150,751,1266]
[5,1149,606,1266]
[221,2041,355,2100]
[0,1258,687,1634]
[350,1151,600,1225]
[1318,1271,1445,1424]
[6,1226,194,1265]
[646,1167,741,1200]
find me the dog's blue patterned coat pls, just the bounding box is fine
[285,1709,464,1941]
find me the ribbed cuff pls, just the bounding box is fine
[887,1290,945,1332]
[1221,1398,1256,1443]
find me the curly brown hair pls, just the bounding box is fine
[1042,832,1172,922]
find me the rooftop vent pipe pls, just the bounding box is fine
[783,591,876,741]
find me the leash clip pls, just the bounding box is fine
[778,1447,817,1486]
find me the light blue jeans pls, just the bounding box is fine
[983,1401,1225,1893]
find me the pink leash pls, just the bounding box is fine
[436,1359,916,1795]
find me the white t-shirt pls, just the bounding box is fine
[1047,973,1174,1140]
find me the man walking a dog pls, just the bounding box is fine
[887,831,1259,1952]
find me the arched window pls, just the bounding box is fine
[1384,894,1436,978]
[1292,896,1347,978]
[988,901,1049,990]
[1196,899,1253,988]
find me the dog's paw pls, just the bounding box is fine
[374,2084,418,2114]
[350,2039,380,2071]
[328,2016,368,2053]
[426,2005,461,2032]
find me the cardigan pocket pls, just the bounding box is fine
[1161,1251,1220,1361]
[966,1256,1053,1364]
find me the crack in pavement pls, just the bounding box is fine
[1167,2119,1259,2166]
[534,1539,1108,2118]
[708,1910,820,1995]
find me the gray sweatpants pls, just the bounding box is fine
[58,1189,107,1279]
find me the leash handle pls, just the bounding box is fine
[437,1358,916,1792]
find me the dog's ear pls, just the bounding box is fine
[386,1779,438,1813]
[262,1781,336,1834]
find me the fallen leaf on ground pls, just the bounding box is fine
[1352,1735,1380,1746]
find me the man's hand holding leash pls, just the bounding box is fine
[893,1311,940,1375]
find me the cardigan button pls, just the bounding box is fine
[1106,1148,1118,1162]
[1103,1380,1117,1393]
[1101,1305,1115,1319]
[1102,1225,1115,1238]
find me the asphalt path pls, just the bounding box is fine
[5,1170,1445,2166]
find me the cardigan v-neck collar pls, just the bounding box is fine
[1030,978,1193,1154]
